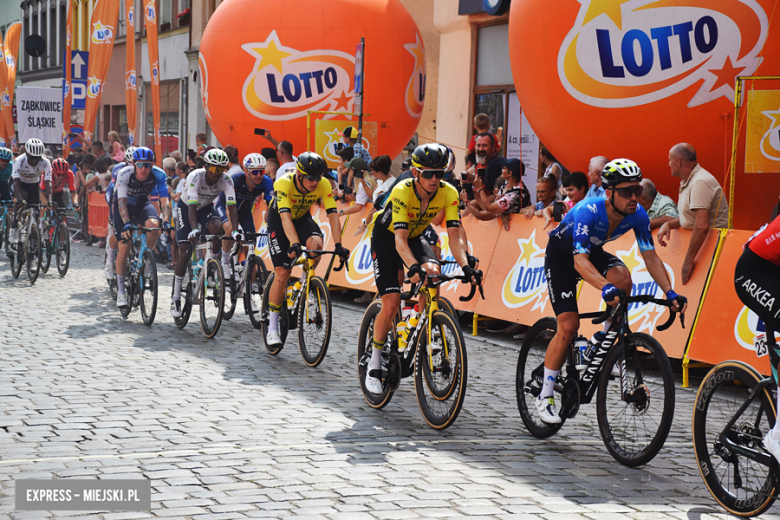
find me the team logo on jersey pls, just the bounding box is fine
[240,31,356,121]
[346,218,376,286]
[145,0,156,23]
[91,20,115,44]
[126,70,137,91]
[502,230,549,311]
[734,305,780,350]
[198,52,211,118]
[558,0,768,108]
[404,34,426,119]
[87,77,102,98]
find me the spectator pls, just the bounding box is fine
[542,171,589,227]
[339,157,373,217]
[224,144,242,176]
[586,156,608,198]
[195,133,207,155]
[193,156,205,169]
[76,154,97,244]
[186,148,197,168]
[0,148,12,201]
[658,143,729,284]
[265,158,280,181]
[473,132,504,200]
[539,144,565,183]
[261,147,277,162]
[162,157,176,181]
[638,178,678,230]
[107,131,125,162]
[521,174,558,218]
[335,146,355,199]
[468,158,530,230]
[276,140,296,176]
[342,126,372,163]
[169,150,183,163]
[91,140,112,165]
[467,113,503,154]
[353,155,394,237]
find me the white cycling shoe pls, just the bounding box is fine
[535,396,562,424]
[266,330,282,346]
[764,432,780,463]
[365,369,384,395]
[170,298,182,318]
[116,292,129,310]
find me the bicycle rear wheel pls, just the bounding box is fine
[414,311,468,430]
[298,276,332,367]
[10,228,24,279]
[223,260,238,321]
[41,225,52,273]
[199,258,224,338]
[140,250,158,326]
[56,223,70,277]
[357,300,399,409]
[26,224,41,284]
[260,272,289,354]
[693,361,778,517]
[174,261,193,329]
[245,256,268,329]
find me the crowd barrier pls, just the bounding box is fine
[88,191,109,238]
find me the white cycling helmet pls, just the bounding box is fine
[204,148,229,167]
[243,153,267,170]
[125,146,137,163]
[25,138,45,157]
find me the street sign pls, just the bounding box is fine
[63,79,87,110]
[62,51,89,110]
[354,42,363,96]
[68,51,88,80]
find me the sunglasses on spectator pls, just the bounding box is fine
[248,168,265,176]
[614,185,643,198]
[137,161,152,169]
[418,169,445,180]
[207,164,227,174]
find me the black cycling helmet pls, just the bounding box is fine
[296,151,327,178]
[410,143,449,170]
[601,158,642,188]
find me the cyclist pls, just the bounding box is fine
[734,214,780,459]
[538,158,687,424]
[170,148,239,318]
[265,152,349,347]
[0,147,12,202]
[365,143,482,395]
[104,147,136,281]
[113,147,169,311]
[215,152,273,276]
[9,138,51,248]
[42,158,77,210]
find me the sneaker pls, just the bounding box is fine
[97,241,105,248]
[170,298,182,318]
[266,330,282,347]
[354,292,374,304]
[104,258,115,280]
[764,432,780,463]
[117,292,129,310]
[365,369,384,394]
[535,396,562,424]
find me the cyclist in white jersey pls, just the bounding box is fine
[10,138,51,245]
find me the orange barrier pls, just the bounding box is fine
[88,191,109,238]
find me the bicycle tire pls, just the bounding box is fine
[437,296,456,319]
[140,250,158,326]
[105,250,118,300]
[515,317,566,439]
[200,258,224,338]
[596,332,675,467]
[357,300,397,410]
[693,360,778,516]
[223,260,238,321]
[56,222,70,277]
[0,213,4,251]
[174,261,194,329]
[260,272,289,354]
[26,223,41,284]
[40,225,52,273]
[298,276,332,367]
[245,256,268,329]
[10,229,23,279]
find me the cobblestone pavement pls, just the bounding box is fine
[2,243,779,520]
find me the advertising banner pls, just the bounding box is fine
[3,22,22,149]
[125,0,137,146]
[315,119,377,169]
[82,0,120,143]
[16,87,64,144]
[0,32,11,147]
[745,90,780,174]
[62,1,73,156]
[144,0,162,162]
[506,93,540,202]
[328,205,379,292]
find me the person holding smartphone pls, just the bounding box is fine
[338,157,374,218]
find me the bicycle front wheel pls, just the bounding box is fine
[40,225,52,273]
[298,276,332,367]
[596,332,675,467]
[223,261,238,321]
[26,224,41,284]
[56,222,70,276]
[10,229,24,279]
[693,361,778,517]
[357,300,399,409]
[414,311,468,430]
[140,250,158,326]
[199,258,224,338]
[260,272,289,354]
[245,256,268,329]
[174,261,193,329]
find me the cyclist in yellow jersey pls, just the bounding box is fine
[265,152,349,347]
[366,143,482,395]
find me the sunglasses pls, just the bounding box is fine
[418,169,445,180]
[248,169,265,176]
[614,185,643,199]
[207,164,227,174]
[299,173,322,182]
[136,161,152,169]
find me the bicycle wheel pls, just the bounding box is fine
[56,223,70,277]
[516,317,566,439]
[298,276,332,367]
[260,272,289,354]
[199,258,224,338]
[414,311,468,430]
[174,261,193,329]
[140,250,158,326]
[223,260,238,321]
[693,361,778,516]
[26,224,41,284]
[245,256,268,329]
[357,300,398,410]
[437,296,456,319]
[10,227,24,279]
[596,332,675,467]
[40,225,52,273]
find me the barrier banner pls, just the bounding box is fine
[143,0,162,162]
[576,228,719,360]
[0,31,11,147]
[82,0,120,143]
[328,205,377,291]
[16,87,63,144]
[687,230,780,375]
[3,22,21,149]
[62,1,73,156]
[311,201,348,279]
[745,90,780,174]
[124,0,136,146]
[314,119,377,169]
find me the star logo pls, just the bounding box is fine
[332,90,352,111]
[246,33,293,74]
[582,0,632,30]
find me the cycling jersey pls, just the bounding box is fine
[549,197,654,255]
[12,154,52,184]
[374,178,460,238]
[41,169,75,193]
[270,171,336,220]
[115,165,168,206]
[182,168,236,207]
[747,215,780,267]
[148,166,168,202]
[0,160,12,185]
[215,171,273,215]
[111,161,127,180]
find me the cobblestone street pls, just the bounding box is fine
[1,243,777,520]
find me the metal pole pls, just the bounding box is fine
[357,38,364,142]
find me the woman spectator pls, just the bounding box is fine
[108,131,125,162]
[468,159,530,230]
[539,144,564,184]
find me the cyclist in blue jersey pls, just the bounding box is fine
[215,152,273,275]
[104,147,137,279]
[536,159,688,424]
[113,147,170,311]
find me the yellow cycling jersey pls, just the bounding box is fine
[374,178,461,238]
[270,172,337,220]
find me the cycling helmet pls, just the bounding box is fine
[0,147,12,161]
[124,146,137,163]
[295,151,327,178]
[445,146,456,173]
[204,148,229,167]
[243,153,267,170]
[52,158,70,175]
[601,158,642,188]
[410,143,449,170]
[133,146,155,162]
[25,138,45,157]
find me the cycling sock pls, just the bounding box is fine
[268,302,282,333]
[540,367,559,399]
[173,275,184,300]
[107,246,117,262]
[117,275,125,294]
[369,338,384,370]
[774,391,780,440]
[221,251,230,264]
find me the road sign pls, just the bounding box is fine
[63,79,87,110]
[68,51,88,80]
[354,42,363,96]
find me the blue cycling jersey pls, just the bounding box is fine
[111,162,127,180]
[549,197,655,255]
[0,160,12,185]
[114,165,168,206]
[215,172,273,215]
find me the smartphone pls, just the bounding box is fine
[254,128,266,136]
[463,182,474,200]
[332,142,345,154]
[353,169,364,179]
[553,201,565,222]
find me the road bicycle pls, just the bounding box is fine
[40,204,71,277]
[118,226,163,324]
[172,234,226,338]
[693,325,780,517]
[516,293,681,466]
[357,271,484,430]
[221,231,268,326]
[9,202,43,283]
[259,248,346,367]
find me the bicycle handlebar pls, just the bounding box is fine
[588,292,684,331]
[118,225,165,242]
[402,271,485,302]
[282,248,347,272]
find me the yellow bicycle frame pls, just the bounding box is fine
[290,256,323,324]
[418,285,450,372]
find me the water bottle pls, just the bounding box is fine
[573,336,589,370]
[585,331,606,362]
[286,285,295,309]
[396,321,409,351]
[407,305,420,331]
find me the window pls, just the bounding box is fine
[476,24,512,86]
[118,0,126,37]
[145,81,181,156]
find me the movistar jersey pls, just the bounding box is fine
[115,165,168,206]
[216,171,273,215]
[270,171,336,220]
[549,197,654,254]
[374,178,461,238]
[183,168,236,207]
[12,154,51,184]
[0,161,13,185]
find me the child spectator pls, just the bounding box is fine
[467,113,503,154]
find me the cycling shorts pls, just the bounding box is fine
[112,199,159,236]
[17,182,40,206]
[266,207,322,269]
[174,199,220,245]
[51,191,69,211]
[371,224,439,296]
[0,183,11,202]
[421,225,439,247]
[215,203,256,234]
[735,247,780,334]
[545,235,626,316]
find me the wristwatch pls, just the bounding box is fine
[361,218,367,226]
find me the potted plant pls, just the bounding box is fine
[177,8,190,26]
